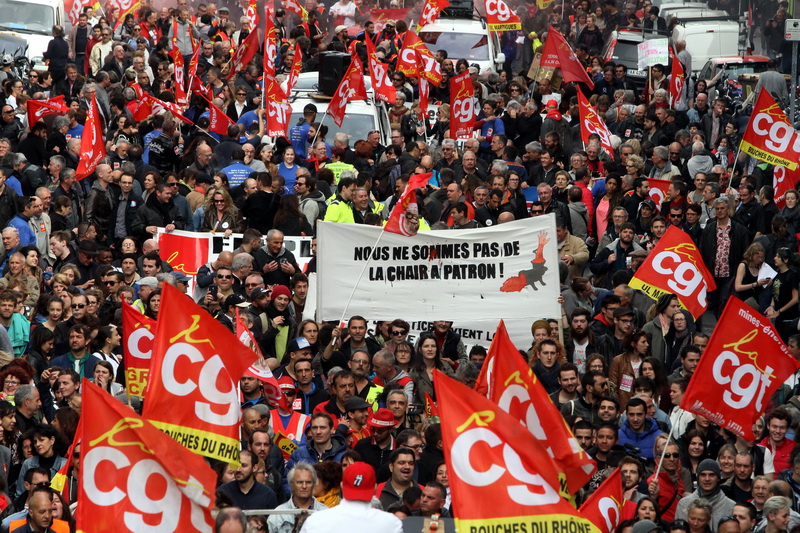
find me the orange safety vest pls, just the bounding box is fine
[269,409,310,442]
[10,517,70,533]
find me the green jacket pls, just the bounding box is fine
[324,198,355,223]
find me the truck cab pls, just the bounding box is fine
[0,0,64,69]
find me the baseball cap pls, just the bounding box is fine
[613,307,635,319]
[367,408,396,428]
[138,277,158,289]
[276,376,295,391]
[335,25,347,34]
[344,397,371,412]
[286,337,311,354]
[172,271,190,283]
[342,462,376,501]
[250,287,270,300]
[219,6,229,12]
[224,294,249,309]
[383,19,395,27]
[546,99,558,110]
[641,199,656,210]
[632,520,660,533]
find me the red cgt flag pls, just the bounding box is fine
[156,230,210,275]
[680,297,800,440]
[234,308,290,411]
[170,46,188,107]
[227,29,259,80]
[772,164,799,209]
[434,370,600,532]
[646,177,672,211]
[540,26,594,89]
[121,301,157,398]
[365,36,395,105]
[449,71,475,139]
[143,283,259,464]
[28,95,69,127]
[485,0,522,30]
[385,172,431,236]
[629,225,716,318]
[578,90,614,155]
[208,99,236,136]
[416,0,449,31]
[669,50,685,109]
[395,32,442,85]
[328,55,368,127]
[77,380,216,532]
[580,468,624,533]
[488,320,596,495]
[741,88,800,170]
[245,0,259,30]
[264,7,278,79]
[264,72,291,138]
[76,94,105,180]
[286,43,303,96]
[424,391,439,418]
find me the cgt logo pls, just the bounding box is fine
[750,106,800,154]
[597,496,621,533]
[127,323,154,360]
[652,244,709,307]
[486,0,512,21]
[713,329,774,412]
[451,411,561,506]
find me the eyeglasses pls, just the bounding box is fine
[530,209,543,214]
[237,92,247,96]
[617,318,633,323]
[509,88,521,92]
[283,390,296,396]
[213,199,226,204]
[391,330,407,336]
[663,452,680,459]
[217,274,233,279]
[72,303,86,309]
[4,379,19,385]
[104,280,118,285]
[669,214,683,218]
[167,182,179,187]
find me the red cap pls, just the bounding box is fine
[276,376,295,391]
[342,462,376,501]
[367,408,396,428]
[546,99,558,110]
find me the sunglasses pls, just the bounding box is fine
[663,452,680,459]
[104,280,118,285]
[217,274,233,279]
[72,304,86,309]
[391,330,407,336]
[531,210,543,214]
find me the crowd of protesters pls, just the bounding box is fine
[0,0,794,531]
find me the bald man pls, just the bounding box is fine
[194,250,234,302]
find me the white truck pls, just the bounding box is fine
[0,0,65,69]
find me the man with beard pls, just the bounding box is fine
[219,449,278,510]
[621,456,648,503]
[549,363,579,410]
[648,438,688,522]
[377,448,418,510]
[588,423,618,470]
[355,408,398,480]
[597,307,637,371]
[561,370,609,426]
[313,370,355,423]
[590,223,644,289]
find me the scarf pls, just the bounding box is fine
[546,109,562,121]
[67,352,88,378]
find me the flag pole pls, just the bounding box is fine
[330,228,387,345]
[309,109,328,149]
[652,411,681,481]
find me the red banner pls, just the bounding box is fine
[669,50,685,109]
[65,0,94,25]
[286,43,303,96]
[578,91,614,155]
[646,177,672,210]
[28,95,69,128]
[365,36,396,105]
[488,320,596,495]
[143,283,259,464]
[434,370,600,532]
[284,0,308,21]
[76,94,105,180]
[134,93,192,125]
[416,0,449,31]
[264,73,291,138]
[395,32,442,85]
[227,29,259,80]
[245,0,259,30]
[328,55,367,127]
[369,8,411,32]
[77,380,216,532]
[680,297,800,440]
[449,71,475,139]
[741,88,800,170]
[264,7,277,79]
[485,0,522,30]
[385,172,431,236]
[629,225,716,318]
[773,164,799,210]
[208,100,235,135]
[122,301,157,398]
[580,468,623,533]
[170,46,188,107]
[540,26,594,89]
[156,231,210,275]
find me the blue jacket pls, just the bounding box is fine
[7,215,35,247]
[48,352,100,379]
[284,434,347,495]
[618,417,664,460]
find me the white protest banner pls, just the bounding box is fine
[637,39,669,70]
[316,216,560,322]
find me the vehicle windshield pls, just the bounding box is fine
[419,31,490,61]
[610,42,641,67]
[0,0,54,33]
[289,111,376,142]
[699,61,770,81]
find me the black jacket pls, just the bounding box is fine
[252,246,301,287]
[699,219,750,278]
[85,181,118,240]
[131,193,185,241]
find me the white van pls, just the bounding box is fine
[0,0,65,69]
[418,18,505,74]
[659,2,726,21]
[672,19,739,73]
